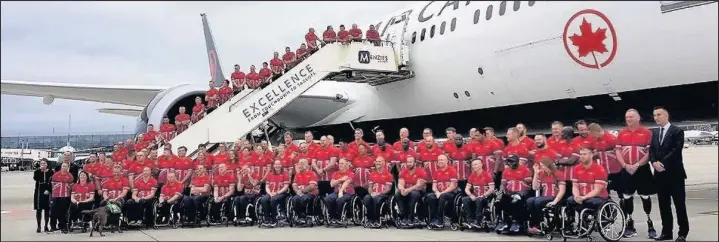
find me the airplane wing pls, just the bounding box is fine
[97,108,144,117]
[0,79,170,107]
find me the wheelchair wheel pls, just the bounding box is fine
[171,204,179,229]
[389,196,401,229]
[151,200,159,229]
[320,201,331,228]
[312,196,325,226]
[351,196,363,226]
[287,198,296,227]
[255,197,264,228]
[378,200,391,228]
[595,201,625,242]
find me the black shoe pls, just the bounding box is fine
[675,236,686,242]
[654,234,673,241]
[43,226,49,232]
[36,227,41,233]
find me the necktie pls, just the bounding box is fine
[659,127,665,145]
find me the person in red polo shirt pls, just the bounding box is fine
[126,166,157,227]
[363,157,393,227]
[516,123,537,151]
[260,160,291,225]
[547,121,565,148]
[291,159,318,224]
[461,159,495,227]
[615,109,656,238]
[157,172,183,224]
[82,153,99,179]
[588,123,621,196]
[337,24,350,45]
[417,128,442,180]
[322,25,337,45]
[251,145,272,181]
[352,144,374,198]
[394,138,418,170]
[233,162,262,224]
[470,129,503,190]
[497,155,532,233]
[366,24,381,46]
[212,143,231,172]
[282,47,297,72]
[447,134,472,191]
[313,136,338,196]
[532,135,561,172]
[218,79,233,105]
[130,151,156,185]
[69,171,95,228]
[296,43,308,61]
[159,116,176,143]
[394,156,427,227]
[572,120,596,151]
[209,163,236,223]
[182,165,211,225]
[259,62,273,88]
[305,27,320,54]
[324,158,355,225]
[157,147,175,190]
[173,146,194,193]
[275,145,295,175]
[174,106,191,135]
[526,158,566,234]
[230,64,246,95]
[270,52,284,81]
[246,65,261,90]
[347,128,367,153]
[349,24,362,42]
[205,81,219,114]
[568,147,609,218]
[504,127,531,167]
[190,96,206,123]
[425,154,457,229]
[102,165,130,211]
[393,127,416,151]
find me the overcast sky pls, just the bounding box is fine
[0,1,413,137]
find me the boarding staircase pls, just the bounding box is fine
[161,42,413,155]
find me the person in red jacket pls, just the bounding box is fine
[126,166,157,228]
[282,47,297,72]
[296,43,309,61]
[230,64,246,94]
[366,24,381,46]
[50,163,73,233]
[337,24,350,45]
[174,106,191,135]
[322,25,337,45]
[305,27,320,54]
[246,65,262,89]
[461,159,495,227]
[191,96,206,123]
[425,154,458,228]
[349,23,362,42]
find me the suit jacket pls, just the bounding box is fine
[649,124,686,180]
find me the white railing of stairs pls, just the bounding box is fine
[163,42,401,154]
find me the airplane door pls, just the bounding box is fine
[380,10,412,65]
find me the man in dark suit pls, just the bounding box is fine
[650,107,688,242]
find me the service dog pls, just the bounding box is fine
[81,200,123,237]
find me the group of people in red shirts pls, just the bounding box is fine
[42,108,658,236]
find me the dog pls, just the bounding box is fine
[81,200,123,237]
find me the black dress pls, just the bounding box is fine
[33,169,54,210]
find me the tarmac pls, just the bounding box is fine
[2,146,717,241]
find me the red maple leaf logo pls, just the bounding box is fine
[568,18,608,58]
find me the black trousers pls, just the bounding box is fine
[124,198,154,225]
[182,195,209,222]
[233,194,259,219]
[497,190,532,224]
[363,194,388,221]
[50,197,71,230]
[291,194,315,217]
[657,177,689,237]
[69,202,94,223]
[209,196,234,222]
[461,196,490,223]
[425,191,456,221]
[260,193,288,219]
[526,196,555,226]
[394,190,424,220]
[157,200,182,222]
[324,192,352,220]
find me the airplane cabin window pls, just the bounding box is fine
[420,28,426,41]
[440,21,446,35]
[486,5,494,20]
[411,31,417,44]
[528,1,535,7]
[513,1,521,11]
[430,25,436,38]
[499,1,507,16]
[477,67,484,75]
[453,93,459,99]
[450,18,457,32]
[465,91,471,97]
[474,9,481,24]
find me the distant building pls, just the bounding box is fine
[0,133,134,150]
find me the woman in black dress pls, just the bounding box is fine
[33,159,53,233]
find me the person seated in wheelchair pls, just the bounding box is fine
[461,159,495,227]
[125,166,157,228]
[364,157,394,228]
[496,155,532,233]
[182,165,211,226]
[101,165,130,216]
[156,172,183,225]
[233,163,262,224]
[210,163,237,223]
[260,160,291,226]
[70,171,96,229]
[324,158,355,226]
[425,154,458,229]
[395,156,427,227]
[527,158,566,234]
[566,147,610,225]
[291,159,319,225]
[352,144,374,200]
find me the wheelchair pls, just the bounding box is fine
[360,195,395,229]
[67,204,94,233]
[454,194,497,232]
[207,196,234,227]
[558,199,626,242]
[391,194,429,229]
[180,196,211,228]
[320,194,363,228]
[152,200,181,229]
[234,195,262,227]
[287,194,326,227]
[424,194,460,230]
[255,195,290,228]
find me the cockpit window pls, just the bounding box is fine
[474,9,481,24]
[486,5,494,20]
[440,21,446,35]
[500,1,507,16]
[513,1,521,11]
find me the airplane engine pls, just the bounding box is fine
[133,84,208,134]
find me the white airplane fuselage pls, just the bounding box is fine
[275,1,717,130]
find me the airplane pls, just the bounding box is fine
[2,1,718,145]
